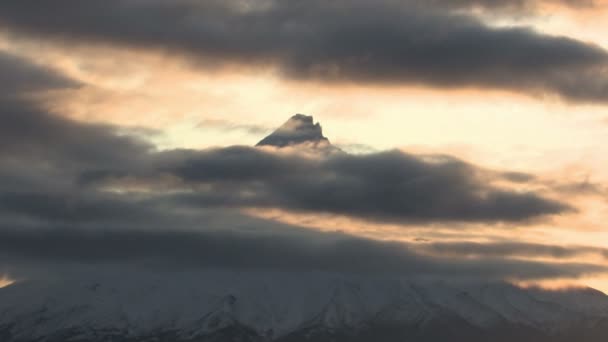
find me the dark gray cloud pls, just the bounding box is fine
[0,52,115,172]
[1,220,605,282]
[0,99,151,166]
[0,51,78,94]
[0,0,607,102]
[5,134,568,225]
[417,241,608,259]
[163,147,571,223]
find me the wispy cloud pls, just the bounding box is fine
[197,118,270,135]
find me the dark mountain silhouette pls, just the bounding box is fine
[256,114,339,152]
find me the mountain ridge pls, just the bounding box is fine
[1,271,607,342]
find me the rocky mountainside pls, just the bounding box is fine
[0,271,607,342]
[256,114,339,152]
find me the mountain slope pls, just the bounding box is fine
[0,271,607,342]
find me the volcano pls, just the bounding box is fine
[256,114,338,151]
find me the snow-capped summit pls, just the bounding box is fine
[256,114,335,150]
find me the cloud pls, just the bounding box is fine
[0,98,571,225]
[335,143,379,155]
[0,0,607,102]
[197,118,270,135]
[501,172,538,183]
[417,241,608,259]
[0,58,597,283]
[0,99,153,195]
[428,0,598,11]
[162,147,571,224]
[0,110,599,283]
[0,50,78,94]
[0,217,605,282]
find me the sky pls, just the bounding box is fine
[1,0,608,292]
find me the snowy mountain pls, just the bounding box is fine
[1,271,607,342]
[256,114,339,152]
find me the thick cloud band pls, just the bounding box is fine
[164,147,571,223]
[1,224,605,281]
[0,0,607,102]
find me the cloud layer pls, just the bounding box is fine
[0,20,604,284]
[1,0,607,102]
[2,223,605,282]
[164,147,571,223]
[0,51,78,94]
